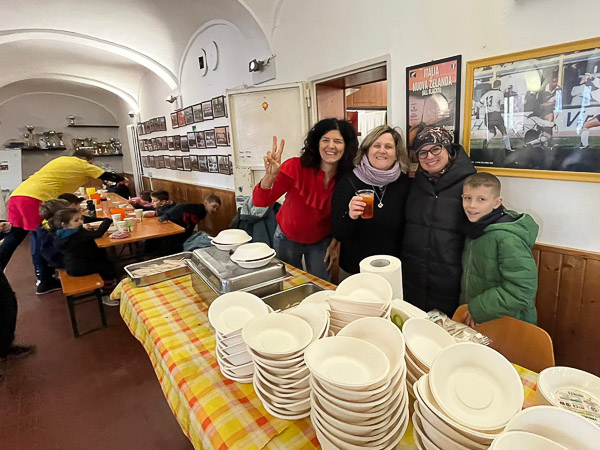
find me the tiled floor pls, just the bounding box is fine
[0,237,193,449]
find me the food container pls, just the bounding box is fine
[125,251,192,287]
[188,246,289,300]
[261,283,323,311]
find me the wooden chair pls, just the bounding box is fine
[57,270,107,337]
[452,304,555,373]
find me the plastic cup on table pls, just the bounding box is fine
[115,221,127,232]
[124,218,135,232]
[134,209,143,221]
[85,187,96,196]
[90,193,101,205]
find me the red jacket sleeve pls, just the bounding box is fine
[252,160,295,207]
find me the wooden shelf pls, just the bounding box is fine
[22,146,67,151]
[94,153,123,157]
[68,124,119,128]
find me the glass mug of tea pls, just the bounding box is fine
[356,189,375,219]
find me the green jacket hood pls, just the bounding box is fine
[484,209,539,248]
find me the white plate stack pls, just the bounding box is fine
[402,318,455,396]
[412,342,525,450]
[327,273,392,335]
[243,304,329,420]
[305,317,409,449]
[210,229,252,251]
[208,291,270,383]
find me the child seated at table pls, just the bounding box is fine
[37,199,71,270]
[105,175,131,199]
[128,190,154,211]
[459,172,538,326]
[142,189,175,218]
[58,193,97,223]
[53,208,119,306]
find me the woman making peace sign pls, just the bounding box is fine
[253,118,358,280]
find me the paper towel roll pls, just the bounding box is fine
[359,255,403,301]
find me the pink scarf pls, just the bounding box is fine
[353,155,401,186]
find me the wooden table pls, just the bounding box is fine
[90,193,185,248]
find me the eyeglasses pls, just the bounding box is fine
[417,145,444,159]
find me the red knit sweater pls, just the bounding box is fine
[253,157,336,244]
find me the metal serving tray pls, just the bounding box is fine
[124,251,192,287]
[261,282,323,311]
[188,246,290,299]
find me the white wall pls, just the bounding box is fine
[137,22,254,191]
[265,0,600,252]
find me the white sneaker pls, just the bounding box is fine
[102,295,119,307]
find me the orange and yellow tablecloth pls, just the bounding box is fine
[113,265,540,449]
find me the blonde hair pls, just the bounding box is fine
[39,199,70,220]
[463,172,501,198]
[354,125,409,173]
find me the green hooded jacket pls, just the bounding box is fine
[459,210,539,324]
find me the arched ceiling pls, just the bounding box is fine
[0,0,282,110]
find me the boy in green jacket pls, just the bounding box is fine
[459,172,538,326]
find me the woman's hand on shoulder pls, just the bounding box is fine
[260,136,285,189]
[348,195,366,220]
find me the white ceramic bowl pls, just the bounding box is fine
[283,303,329,342]
[230,253,276,269]
[490,431,568,450]
[242,313,312,357]
[504,405,600,450]
[412,411,443,450]
[402,318,455,369]
[248,348,305,368]
[215,345,252,366]
[406,351,428,378]
[537,366,600,425]
[208,292,269,335]
[429,343,523,431]
[254,382,311,413]
[213,229,252,245]
[253,375,310,402]
[255,363,309,383]
[301,289,334,307]
[415,401,473,450]
[262,400,310,420]
[231,242,275,261]
[337,316,406,377]
[335,273,393,303]
[254,368,310,392]
[304,336,390,390]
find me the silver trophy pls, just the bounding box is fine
[25,126,35,146]
[57,132,64,147]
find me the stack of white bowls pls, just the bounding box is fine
[490,405,600,450]
[243,304,329,420]
[402,318,455,396]
[305,317,409,449]
[208,291,270,383]
[327,273,392,335]
[211,229,252,251]
[412,343,524,449]
[230,242,276,268]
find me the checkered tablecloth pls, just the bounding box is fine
[113,265,540,450]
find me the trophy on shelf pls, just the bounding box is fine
[57,132,64,147]
[68,115,75,126]
[48,130,56,147]
[25,125,35,147]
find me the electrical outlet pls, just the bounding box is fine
[147,171,153,177]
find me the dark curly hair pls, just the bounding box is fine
[299,118,358,178]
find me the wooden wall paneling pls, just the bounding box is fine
[535,250,562,339]
[578,259,600,375]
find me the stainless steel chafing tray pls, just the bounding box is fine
[260,282,323,311]
[125,251,192,287]
[188,246,290,299]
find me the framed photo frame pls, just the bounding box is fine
[157,155,165,169]
[190,155,200,171]
[170,112,179,129]
[193,104,204,122]
[173,135,181,150]
[181,135,189,152]
[212,95,226,118]
[196,131,206,149]
[217,155,231,174]
[225,126,231,145]
[177,110,186,128]
[204,129,217,148]
[464,37,600,182]
[202,101,214,120]
[159,136,167,150]
[164,155,170,168]
[183,156,192,171]
[406,55,461,167]
[199,155,208,172]
[187,131,197,149]
[167,136,175,150]
[159,116,167,131]
[175,156,184,170]
[169,155,177,170]
[207,155,218,173]
[149,155,155,168]
[151,138,158,151]
[215,126,228,147]
[184,106,194,125]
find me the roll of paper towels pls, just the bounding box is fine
[359,255,403,301]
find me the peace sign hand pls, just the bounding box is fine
[260,136,285,189]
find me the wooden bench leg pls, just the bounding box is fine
[66,295,80,338]
[95,289,107,328]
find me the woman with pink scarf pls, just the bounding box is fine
[331,125,410,280]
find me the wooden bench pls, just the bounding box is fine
[57,270,107,337]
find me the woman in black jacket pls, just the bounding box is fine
[331,126,410,279]
[401,127,476,316]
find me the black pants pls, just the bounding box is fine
[0,227,54,283]
[0,270,18,357]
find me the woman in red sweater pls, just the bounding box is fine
[253,118,358,281]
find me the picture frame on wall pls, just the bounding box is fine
[170,155,177,170]
[212,95,226,118]
[181,135,189,152]
[151,138,158,151]
[217,155,230,174]
[202,101,214,120]
[164,155,170,168]
[190,155,200,171]
[215,126,228,147]
[167,136,175,150]
[175,156,184,170]
[406,55,462,169]
[149,156,155,168]
[193,104,204,122]
[225,126,231,145]
[173,135,181,150]
[160,136,168,150]
[170,112,179,129]
[177,110,186,127]
[183,156,192,171]
[159,116,167,131]
[464,37,600,182]
[196,131,206,149]
[187,132,197,149]
[199,155,208,172]
[205,129,217,148]
[184,106,194,125]
[207,155,218,173]
[157,155,165,169]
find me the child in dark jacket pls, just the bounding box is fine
[53,209,118,303]
[37,199,70,269]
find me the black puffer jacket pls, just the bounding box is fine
[401,146,476,316]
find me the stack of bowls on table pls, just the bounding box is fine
[305,317,410,449]
[230,242,276,268]
[412,342,524,450]
[490,405,600,450]
[402,317,455,396]
[536,366,600,426]
[242,304,329,420]
[210,229,252,251]
[326,273,392,335]
[208,291,270,383]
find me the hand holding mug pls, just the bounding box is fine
[348,195,366,220]
[260,136,285,189]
